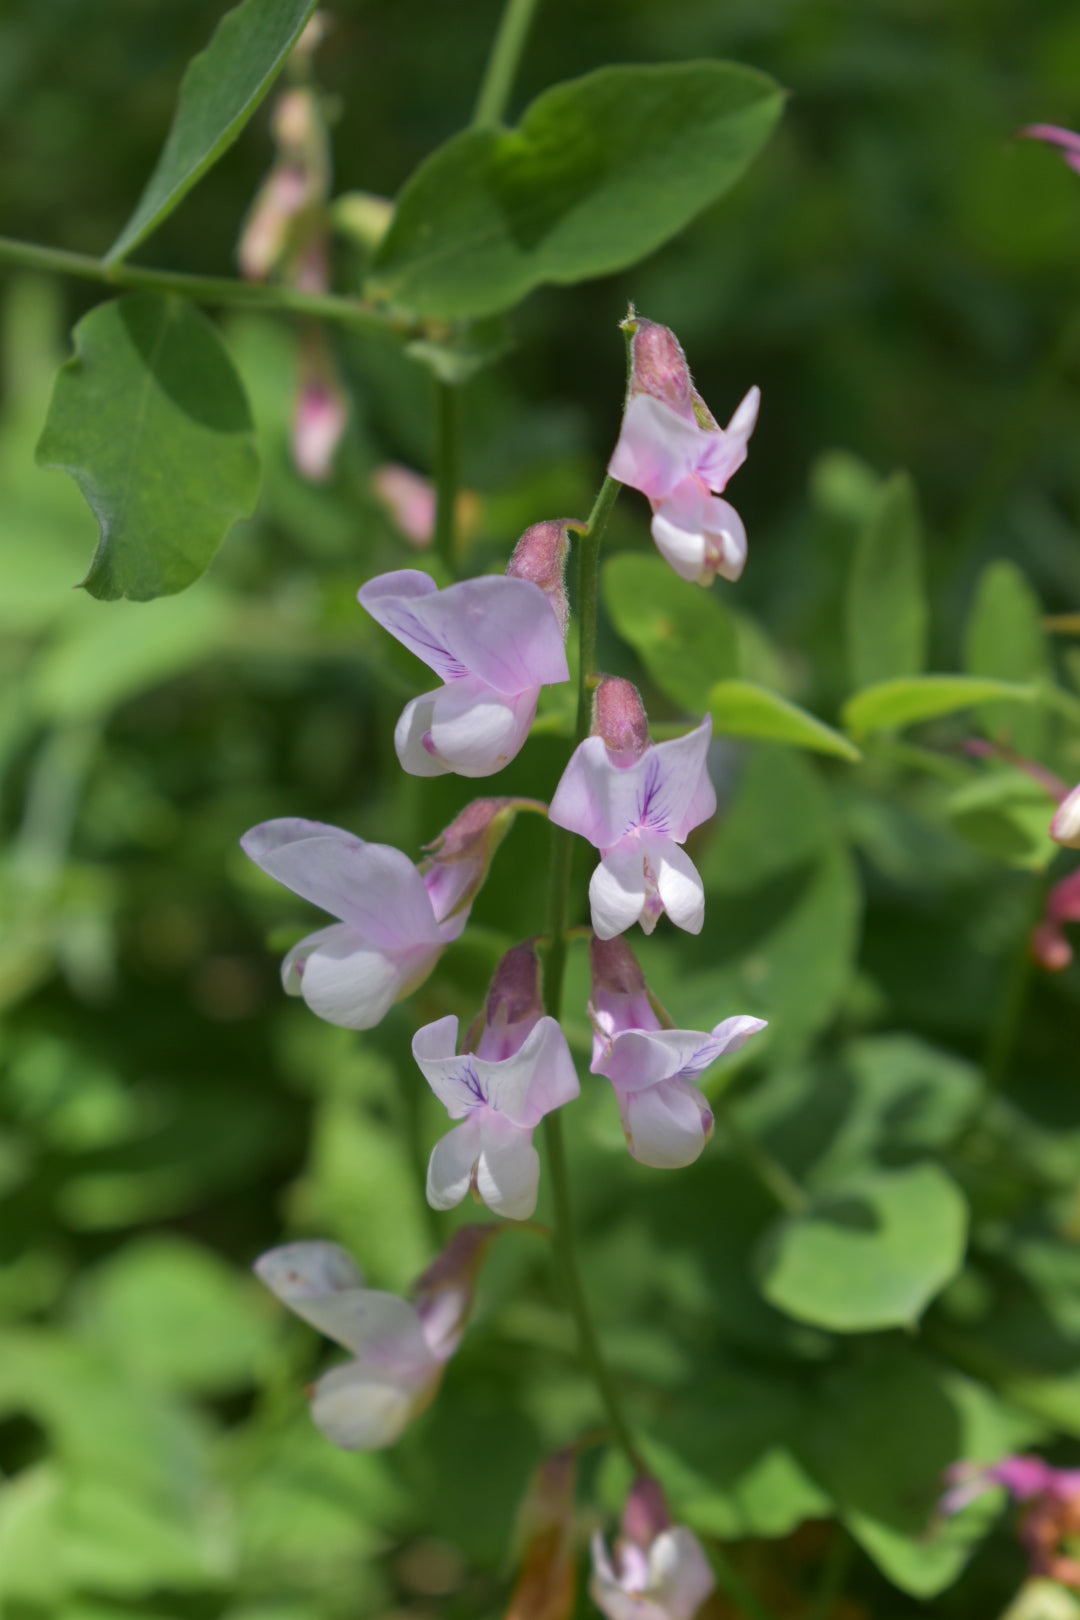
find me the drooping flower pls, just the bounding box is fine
[941,1456,1080,1588]
[1051,782,1080,849]
[590,1475,716,1620]
[1018,125,1080,176]
[608,316,759,587]
[505,1450,579,1620]
[255,1227,494,1450]
[358,535,570,778]
[240,805,518,1028]
[412,943,580,1220]
[548,678,716,939]
[589,934,766,1168]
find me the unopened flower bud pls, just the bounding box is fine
[1029,869,1080,974]
[373,464,436,546]
[413,1224,499,1360]
[421,797,540,923]
[628,319,694,418]
[293,370,347,482]
[1051,783,1080,849]
[507,521,571,638]
[592,676,650,764]
[506,1451,578,1620]
[466,940,545,1060]
[622,1475,673,1548]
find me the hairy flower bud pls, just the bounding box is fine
[507,521,571,638]
[628,319,694,418]
[465,940,545,1059]
[592,676,650,764]
[622,1475,674,1548]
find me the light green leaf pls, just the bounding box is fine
[963,559,1050,754]
[946,768,1060,870]
[708,679,860,761]
[846,470,927,688]
[843,675,1036,738]
[603,552,737,712]
[105,0,318,264]
[757,1163,968,1332]
[37,296,260,601]
[370,62,784,319]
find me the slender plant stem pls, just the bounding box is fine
[721,1108,811,1217]
[0,233,411,334]
[433,380,462,577]
[472,0,543,129]
[542,1111,644,1470]
[983,878,1044,1092]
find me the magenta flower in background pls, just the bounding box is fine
[412,944,580,1220]
[240,817,468,1029]
[549,679,716,939]
[358,549,569,778]
[292,331,348,482]
[1031,868,1080,973]
[589,934,766,1168]
[590,1475,715,1620]
[608,317,759,587]
[372,463,437,547]
[1019,124,1080,176]
[941,1455,1080,1588]
[255,1228,494,1450]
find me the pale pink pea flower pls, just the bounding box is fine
[412,944,580,1221]
[372,464,438,547]
[589,934,765,1169]
[608,318,759,587]
[255,1228,493,1450]
[1050,781,1080,849]
[358,526,570,779]
[240,808,505,1029]
[591,1475,716,1620]
[548,679,716,939]
[1019,124,1080,177]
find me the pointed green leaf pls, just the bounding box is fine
[846,470,927,688]
[603,552,738,712]
[37,296,260,601]
[707,680,860,761]
[757,1163,968,1333]
[843,675,1036,739]
[106,0,318,264]
[963,559,1050,754]
[369,62,785,319]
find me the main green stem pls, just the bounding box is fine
[0,233,410,334]
[542,473,645,1469]
[433,380,462,577]
[471,0,543,128]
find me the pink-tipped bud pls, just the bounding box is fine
[477,941,544,1054]
[628,320,694,417]
[507,522,571,638]
[1051,783,1080,849]
[621,1476,673,1550]
[592,677,650,764]
[292,372,347,482]
[590,933,648,1000]
[373,464,437,547]
[420,797,541,923]
[413,1225,499,1362]
[1030,868,1080,974]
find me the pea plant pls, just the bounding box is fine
[5,2,1080,1617]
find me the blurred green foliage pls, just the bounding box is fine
[3,1,1080,1618]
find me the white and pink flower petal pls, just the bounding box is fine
[590,845,650,940]
[426,1116,484,1210]
[426,677,539,777]
[619,1078,714,1170]
[309,1357,441,1451]
[473,1117,542,1221]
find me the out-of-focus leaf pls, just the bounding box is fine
[964,559,1050,754]
[37,296,260,600]
[105,0,318,263]
[757,1163,968,1332]
[603,552,738,712]
[946,769,1059,871]
[75,1235,276,1395]
[843,675,1036,738]
[846,470,927,688]
[370,62,785,318]
[802,1347,1043,1596]
[708,680,860,761]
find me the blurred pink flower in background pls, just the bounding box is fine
[1019,124,1080,176]
[941,1455,1080,1588]
[591,1475,716,1620]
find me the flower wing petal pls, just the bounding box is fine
[427,678,538,777]
[299,934,430,1030]
[474,1119,541,1220]
[609,394,715,501]
[426,1119,481,1210]
[483,1015,581,1127]
[358,570,463,680]
[650,840,706,935]
[648,1528,717,1620]
[589,846,648,940]
[620,1078,713,1169]
[309,1357,440,1450]
[394,692,447,777]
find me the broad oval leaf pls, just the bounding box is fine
[845,470,927,689]
[708,680,860,761]
[843,675,1036,739]
[963,558,1050,756]
[603,552,738,713]
[756,1163,968,1333]
[369,62,785,319]
[37,296,261,601]
[106,0,318,264]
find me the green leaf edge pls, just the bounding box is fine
[843,675,1037,740]
[707,679,861,762]
[105,0,318,265]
